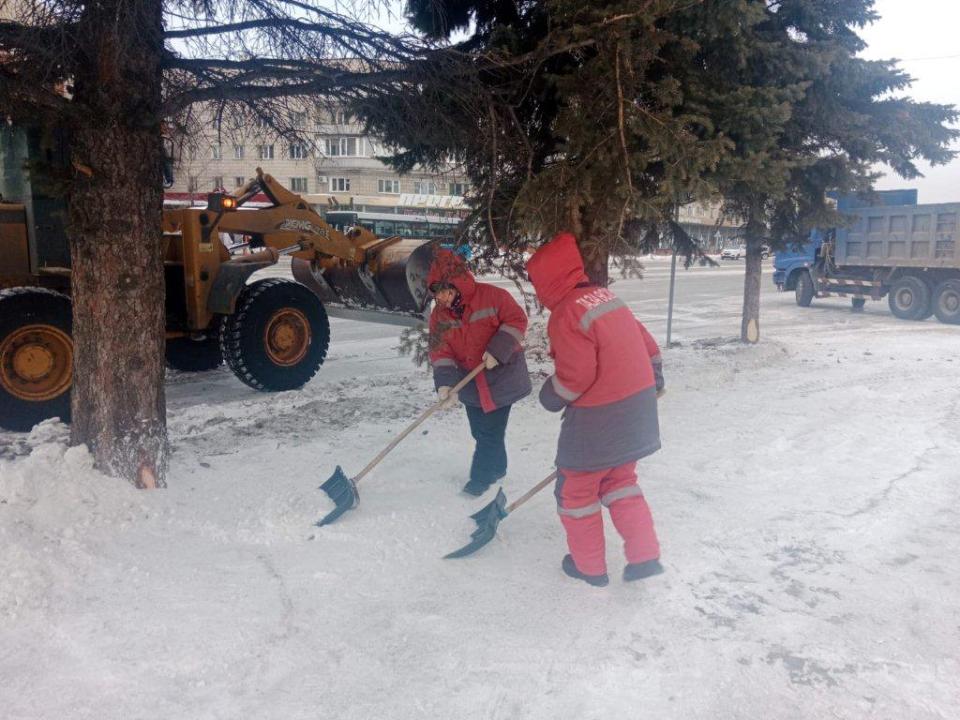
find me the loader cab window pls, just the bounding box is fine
[325,211,360,234]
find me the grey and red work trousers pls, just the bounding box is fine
[555,462,660,576]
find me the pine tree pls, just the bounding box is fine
[359,0,733,284]
[362,0,956,342]
[662,0,957,342]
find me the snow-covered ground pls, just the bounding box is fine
[2,259,958,719]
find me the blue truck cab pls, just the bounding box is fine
[773,229,824,291]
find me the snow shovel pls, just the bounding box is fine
[316,362,486,526]
[444,470,558,558]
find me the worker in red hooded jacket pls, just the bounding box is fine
[527,232,664,587]
[427,249,532,496]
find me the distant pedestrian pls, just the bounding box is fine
[527,232,665,587]
[427,249,532,496]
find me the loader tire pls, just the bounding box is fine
[220,279,329,392]
[795,270,814,307]
[0,288,73,432]
[888,276,931,321]
[932,279,960,325]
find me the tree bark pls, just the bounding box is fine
[740,233,763,344]
[583,243,609,286]
[574,203,609,286]
[67,0,167,487]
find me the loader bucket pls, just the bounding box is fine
[321,239,435,314]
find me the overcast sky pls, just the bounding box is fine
[354,0,960,203]
[859,0,960,202]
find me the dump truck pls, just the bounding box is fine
[773,189,960,324]
[0,126,434,432]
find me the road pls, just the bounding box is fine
[249,254,898,390]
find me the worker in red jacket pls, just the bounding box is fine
[427,249,532,496]
[527,232,664,587]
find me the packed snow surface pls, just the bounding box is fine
[1,259,958,719]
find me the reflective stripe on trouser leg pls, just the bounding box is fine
[600,462,660,564]
[556,468,608,576]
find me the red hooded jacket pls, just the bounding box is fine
[428,250,532,412]
[527,233,663,470]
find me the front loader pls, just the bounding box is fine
[0,126,435,431]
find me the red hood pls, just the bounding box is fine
[427,249,476,300]
[527,232,590,310]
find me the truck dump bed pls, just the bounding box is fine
[837,202,960,270]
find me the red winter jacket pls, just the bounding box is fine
[428,250,532,412]
[527,232,663,470]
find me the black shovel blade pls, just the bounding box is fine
[444,488,509,559]
[317,466,360,526]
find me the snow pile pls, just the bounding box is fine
[1,279,959,719]
[0,421,141,623]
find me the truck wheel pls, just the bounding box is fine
[932,279,960,325]
[795,271,814,307]
[0,288,73,431]
[166,335,223,372]
[220,279,329,392]
[888,276,932,321]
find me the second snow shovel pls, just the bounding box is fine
[316,362,486,526]
[444,470,558,558]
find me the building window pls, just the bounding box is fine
[188,146,198,161]
[315,173,328,186]
[234,176,246,188]
[289,177,309,193]
[330,177,351,192]
[289,143,308,160]
[256,115,273,129]
[291,111,307,128]
[378,179,401,194]
[233,144,245,160]
[257,144,274,160]
[329,109,352,125]
[212,176,223,190]
[187,176,199,193]
[449,182,469,196]
[324,137,361,157]
[414,180,437,195]
[211,145,222,160]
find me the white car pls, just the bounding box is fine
[720,245,771,260]
[721,245,745,260]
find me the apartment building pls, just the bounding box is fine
[168,108,471,217]
[676,200,743,251]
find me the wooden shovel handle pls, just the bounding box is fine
[353,362,486,485]
[506,471,558,514]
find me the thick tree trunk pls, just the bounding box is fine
[583,244,609,286]
[574,204,609,286]
[740,234,763,344]
[67,0,167,487]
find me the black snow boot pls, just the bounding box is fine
[561,554,609,587]
[623,558,665,582]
